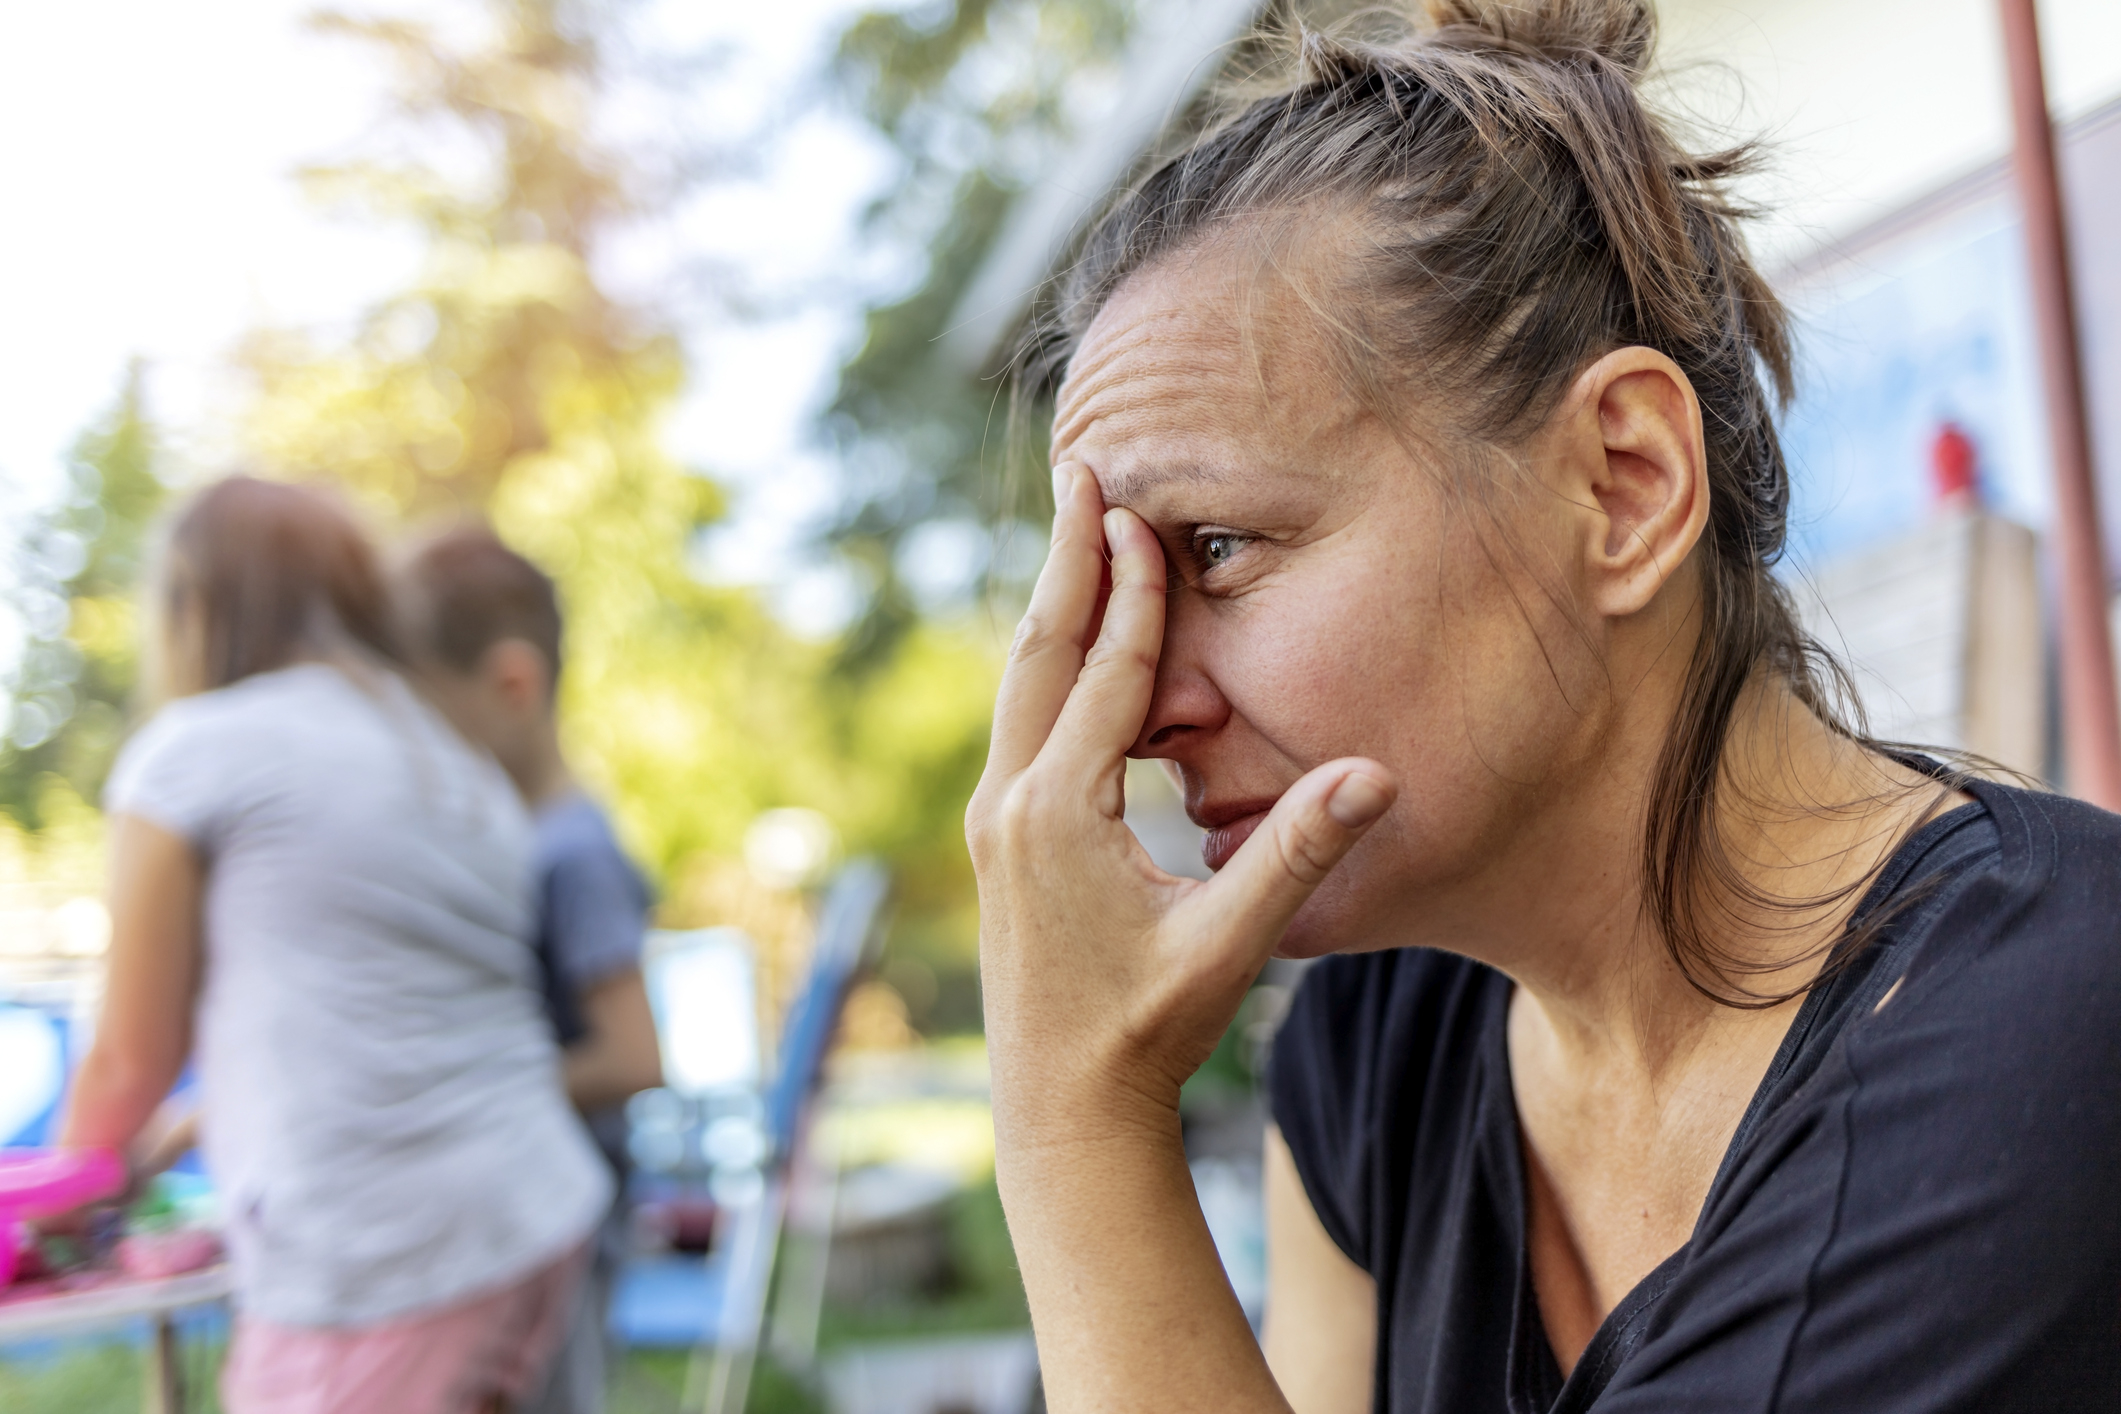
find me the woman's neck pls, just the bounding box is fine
[1496,682,1965,1366]
[1488,679,1960,1084]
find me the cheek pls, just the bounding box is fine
[1205,558,1443,760]
[1252,532,1602,955]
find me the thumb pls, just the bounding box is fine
[1182,759,1397,959]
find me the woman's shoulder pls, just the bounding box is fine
[120,666,374,769]
[1279,947,1508,1066]
[127,662,349,737]
[1971,774,2121,891]
[1791,778,2121,1226]
[1271,947,1507,1146]
[107,664,459,817]
[1905,778,2121,1000]
[1267,948,1509,1271]
[1649,783,2121,1403]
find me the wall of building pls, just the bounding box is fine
[1771,99,2121,573]
[1655,0,2121,269]
[1647,0,2121,778]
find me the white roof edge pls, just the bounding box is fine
[940,0,1267,376]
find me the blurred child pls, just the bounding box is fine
[397,524,663,1414]
[63,477,609,1414]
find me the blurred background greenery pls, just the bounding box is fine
[0,0,1148,1036]
[0,0,1168,1406]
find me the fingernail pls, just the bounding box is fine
[1052,467,1071,507]
[1326,773,1391,828]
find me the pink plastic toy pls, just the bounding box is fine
[0,1147,126,1288]
[120,1228,224,1280]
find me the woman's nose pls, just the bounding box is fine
[1128,659,1231,759]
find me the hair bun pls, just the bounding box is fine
[1422,0,1654,79]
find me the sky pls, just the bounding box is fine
[0,0,900,640]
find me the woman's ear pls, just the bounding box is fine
[1554,347,1709,619]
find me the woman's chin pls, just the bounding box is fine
[1271,928,1345,961]
[1272,886,1388,960]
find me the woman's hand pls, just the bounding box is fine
[965,464,1393,1413]
[969,463,1396,1144]
[967,463,1394,1409]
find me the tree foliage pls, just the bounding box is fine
[0,364,167,833]
[245,0,669,515]
[3,0,1005,1029]
[824,0,1136,666]
[235,0,1005,1016]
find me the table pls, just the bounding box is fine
[0,1265,233,1413]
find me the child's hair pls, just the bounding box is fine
[155,476,400,697]
[1014,0,1927,1003]
[395,523,564,688]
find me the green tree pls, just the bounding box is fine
[824,0,1136,668]
[238,0,1002,1022]
[0,363,168,832]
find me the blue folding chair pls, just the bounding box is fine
[612,929,759,1350]
[618,860,891,1414]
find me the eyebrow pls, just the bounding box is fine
[1098,460,1235,507]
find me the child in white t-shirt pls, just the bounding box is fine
[63,477,608,1414]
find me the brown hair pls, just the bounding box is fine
[395,523,564,685]
[1017,0,1908,1003]
[157,476,400,696]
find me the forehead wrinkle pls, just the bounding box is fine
[1052,284,1244,452]
[1051,242,1380,508]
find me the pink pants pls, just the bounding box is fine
[220,1245,587,1414]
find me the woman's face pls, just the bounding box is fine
[1052,240,1617,957]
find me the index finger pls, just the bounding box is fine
[985,463,1108,779]
[1039,505,1167,777]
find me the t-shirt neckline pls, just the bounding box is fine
[1483,791,1996,1409]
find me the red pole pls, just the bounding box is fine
[1997,0,2121,809]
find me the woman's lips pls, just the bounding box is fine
[1200,809,1271,873]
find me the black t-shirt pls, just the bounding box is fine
[1270,778,2121,1412]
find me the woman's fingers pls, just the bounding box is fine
[1040,506,1168,782]
[987,464,1109,779]
[1180,759,1397,962]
